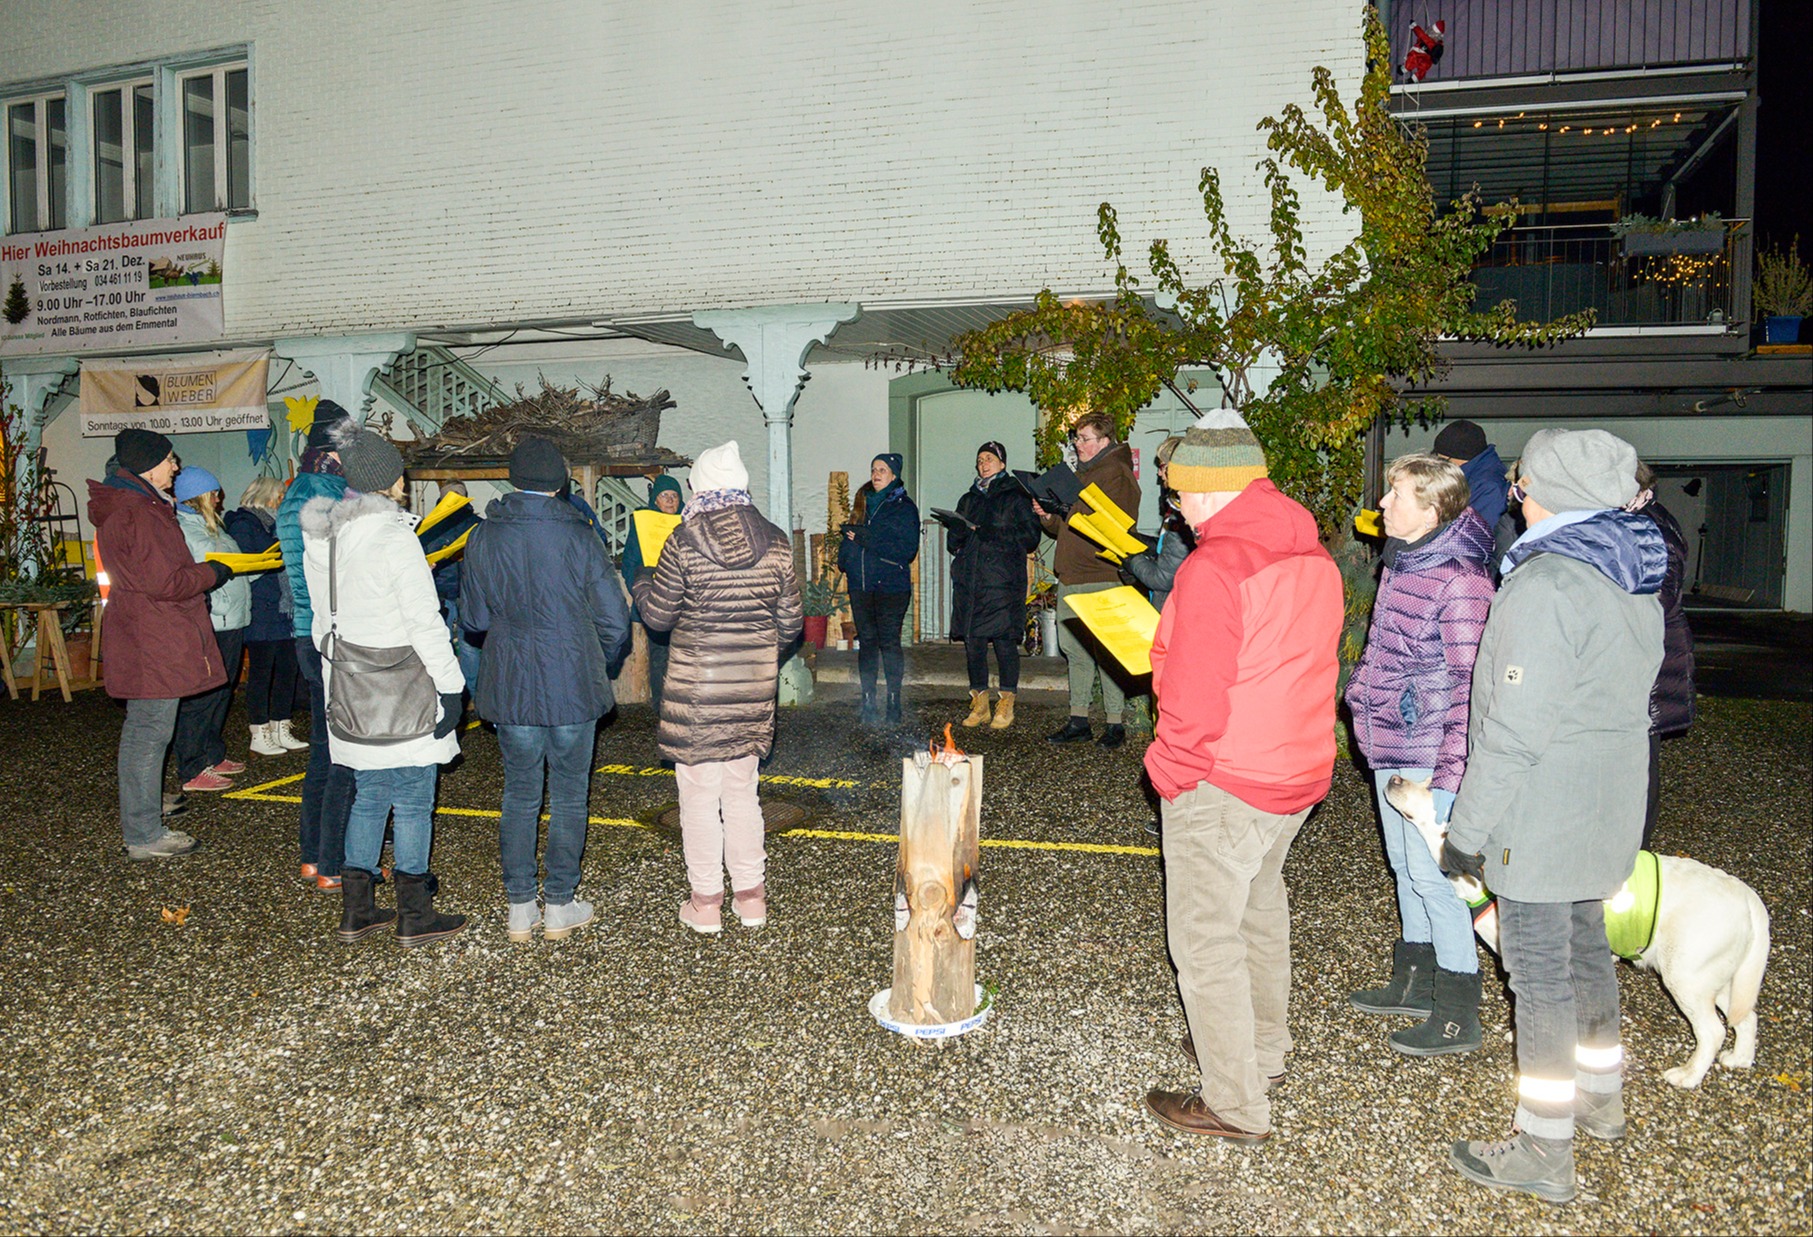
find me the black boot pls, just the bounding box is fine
[1046,716,1094,744]
[394,870,466,948]
[1390,968,1483,1056]
[1096,723,1126,749]
[859,682,881,725]
[335,867,396,944]
[885,686,903,724]
[1348,940,1435,1016]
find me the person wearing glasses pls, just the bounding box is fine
[1030,412,1142,747]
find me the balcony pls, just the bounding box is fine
[1468,220,1745,328]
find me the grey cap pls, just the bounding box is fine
[338,429,406,495]
[1521,428,1639,514]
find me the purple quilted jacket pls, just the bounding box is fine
[1345,509,1496,792]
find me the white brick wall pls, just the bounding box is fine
[1,0,1362,340]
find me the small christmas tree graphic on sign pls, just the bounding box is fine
[3,276,29,325]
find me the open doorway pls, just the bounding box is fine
[1652,463,1791,610]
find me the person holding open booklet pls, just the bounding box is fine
[938,441,1042,730]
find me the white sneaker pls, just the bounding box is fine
[507,901,541,943]
[125,830,201,860]
[274,719,309,751]
[543,899,595,939]
[249,722,286,757]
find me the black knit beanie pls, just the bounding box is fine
[115,427,173,475]
[1432,420,1488,463]
[306,399,353,451]
[509,437,569,492]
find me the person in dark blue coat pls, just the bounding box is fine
[459,438,632,943]
[619,474,683,706]
[1434,419,1518,573]
[225,477,308,757]
[838,452,920,724]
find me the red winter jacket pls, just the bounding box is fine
[1144,480,1343,813]
[87,473,227,700]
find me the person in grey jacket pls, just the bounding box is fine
[1441,428,1666,1205]
[631,441,803,935]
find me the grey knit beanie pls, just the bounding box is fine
[1520,428,1639,514]
[338,429,406,495]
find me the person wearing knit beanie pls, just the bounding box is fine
[306,399,353,452]
[508,437,570,493]
[689,441,749,493]
[1518,428,1638,515]
[1165,409,1270,494]
[115,427,175,477]
[1433,420,1489,464]
[338,429,406,495]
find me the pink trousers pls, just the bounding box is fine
[675,755,767,897]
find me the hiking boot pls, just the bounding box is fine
[210,758,247,776]
[1096,723,1126,749]
[961,690,992,728]
[1047,716,1093,744]
[394,871,466,947]
[679,892,723,936]
[274,719,309,750]
[1180,1033,1284,1088]
[1390,968,1483,1056]
[181,770,233,793]
[1144,1089,1269,1142]
[543,898,595,940]
[334,868,396,943]
[1349,940,1436,1016]
[125,830,200,861]
[1576,1088,1626,1142]
[249,723,286,757]
[1449,1130,1576,1204]
[732,883,768,929]
[989,691,1016,729]
[507,900,541,943]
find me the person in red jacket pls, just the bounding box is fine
[1141,410,1344,1143]
[87,428,236,859]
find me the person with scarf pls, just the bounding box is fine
[631,442,802,934]
[227,477,308,757]
[619,473,684,708]
[170,466,252,792]
[947,441,1041,729]
[1343,453,1495,1056]
[86,428,236,859]
[838,452,920,724]
[277,400,357,891]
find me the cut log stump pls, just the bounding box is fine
[889,748,982,1025]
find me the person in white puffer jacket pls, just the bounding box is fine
[301,429,467,949]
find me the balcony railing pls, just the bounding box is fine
[1468,221,1746,328]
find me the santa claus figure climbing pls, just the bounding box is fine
[1404,20,1446,82]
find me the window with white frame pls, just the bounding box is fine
[6,92,67,232]
[180,63,250,213]
[90,77,155,223]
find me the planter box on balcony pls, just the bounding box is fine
[1621,230,1727,257]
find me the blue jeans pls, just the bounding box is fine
[444,596,481,696]
[1497,897,1623,1142]
[496,721,596,904]
[346,765,438,874]
[1372,768,1478,974]
[295,638,355,875]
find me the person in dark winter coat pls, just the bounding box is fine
[86,427,236,860]
[226,476,308,758]
[1443,429,1665,1205]
[276,400,356,890]
[1119,435,1192,611]
[838,452,920,724]
[424,481,482,701]
[632,441,803,936]
[948,441,1041,730]
[461,438,632,942]
[1343,454,1495,1057]
[620,473,684,707]
[1435,419,1519,574]
[1034,412,1142,748]
[1628,462,1695,848]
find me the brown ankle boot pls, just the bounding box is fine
[962,690,992,728]
[990,691,1016,729]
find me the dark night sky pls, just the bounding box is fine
[1754,2,1812,251]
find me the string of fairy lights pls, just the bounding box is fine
[1466,110,1689,135]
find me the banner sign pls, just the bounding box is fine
[79,349,271,437]
[0,213,227,357]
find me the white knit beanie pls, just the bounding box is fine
[688,440,749,493]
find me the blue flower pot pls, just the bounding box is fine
[1763,316,1804,344]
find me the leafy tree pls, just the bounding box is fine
[950,6,1594,539]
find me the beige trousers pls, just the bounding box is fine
[675,755,767,897]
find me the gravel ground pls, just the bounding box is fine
[0,686,1806,1235]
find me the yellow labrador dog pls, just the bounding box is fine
[1384,775,1770,1089]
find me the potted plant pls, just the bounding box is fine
[1611,213,1732,257]
[800,577,844,649]
[1754,238,1811,344]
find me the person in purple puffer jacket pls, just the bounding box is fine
[1344,453,1496,1057]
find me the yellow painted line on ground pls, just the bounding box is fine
[224,772,1157,856]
